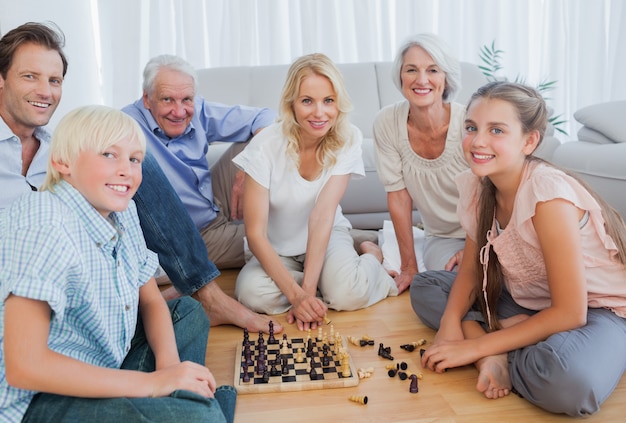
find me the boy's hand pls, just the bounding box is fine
[150,361,217,398]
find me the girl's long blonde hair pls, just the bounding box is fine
[278,53,353,168]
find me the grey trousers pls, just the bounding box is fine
[410,270,626,417]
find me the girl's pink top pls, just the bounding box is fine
[457,161,626,318]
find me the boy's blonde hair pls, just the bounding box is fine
[41,105,146,191]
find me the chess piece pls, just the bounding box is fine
[409,374,419,393]
[310,366,318,380]
[269,359,281,377]
[295,348,305,363]
[317,326,323,341]
[357,367,374,379]
[378,343,394,360]
[257,332,265,349]
[348,395,368,405]
[244,342,254,366]
[268,320,278,344]
[242,327,249,346]
[281,338,289,356]
[281,354,289,375]
[242,362,250,382]
[340,349,351,378]
[322,344,330,367]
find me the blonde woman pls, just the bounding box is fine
[233,54,398,331]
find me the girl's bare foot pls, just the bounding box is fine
[359,241,383,263]
[475,354,512,399]
[193,282,283,334]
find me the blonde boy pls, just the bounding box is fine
[0,106,235,422]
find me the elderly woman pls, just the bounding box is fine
[373,33,468,293]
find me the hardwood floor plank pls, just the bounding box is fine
[204,270,626,422]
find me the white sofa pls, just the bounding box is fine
[196,61,562,230]
[551,101,626,219]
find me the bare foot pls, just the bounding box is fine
[359,241,383,263]
[193,281,283,334]
[475,354,512,399]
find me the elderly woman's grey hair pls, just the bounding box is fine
[391,33,461,103]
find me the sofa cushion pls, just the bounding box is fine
[576,126,614,145]
[574,101,626,143]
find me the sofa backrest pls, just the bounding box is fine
[196,61,487,139]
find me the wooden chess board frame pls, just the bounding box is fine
[234,336,359,394]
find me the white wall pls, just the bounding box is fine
[2,0,624,139]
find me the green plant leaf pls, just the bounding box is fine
[477,40,568,136]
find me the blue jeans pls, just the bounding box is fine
[22,297,236,423]
[133,152,220,296]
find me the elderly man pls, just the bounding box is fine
[0,22,279,334]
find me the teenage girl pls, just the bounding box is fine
[411,81,626,417]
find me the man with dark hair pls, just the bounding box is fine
[0,21,280,334]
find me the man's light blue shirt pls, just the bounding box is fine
[122,97,276,230]
[0,181,158,421]
[0,118,50,210]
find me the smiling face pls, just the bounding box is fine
[0,42,63,136]
[293,73,338,146]
[54,135,144,219]
[400,45,446,108]
[462,97,538,180]
[142,68,195,139]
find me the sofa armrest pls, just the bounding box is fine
[552,141,626,219]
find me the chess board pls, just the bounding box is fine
[234,335,359,394]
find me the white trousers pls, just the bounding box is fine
[235,226,398,315]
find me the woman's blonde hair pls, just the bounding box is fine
[41,105,146,191]
[278,53,353,168]
[469,81,626,330]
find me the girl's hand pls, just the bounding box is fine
[149,361,217,398]
[287,293,327,331]
[421,339,480,373]
[421,321,466,371]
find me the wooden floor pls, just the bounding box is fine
[205,270,626,422]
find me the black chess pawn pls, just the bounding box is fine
[269,359,281,377]
[322,344,330,366]
[281,354,289,375]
